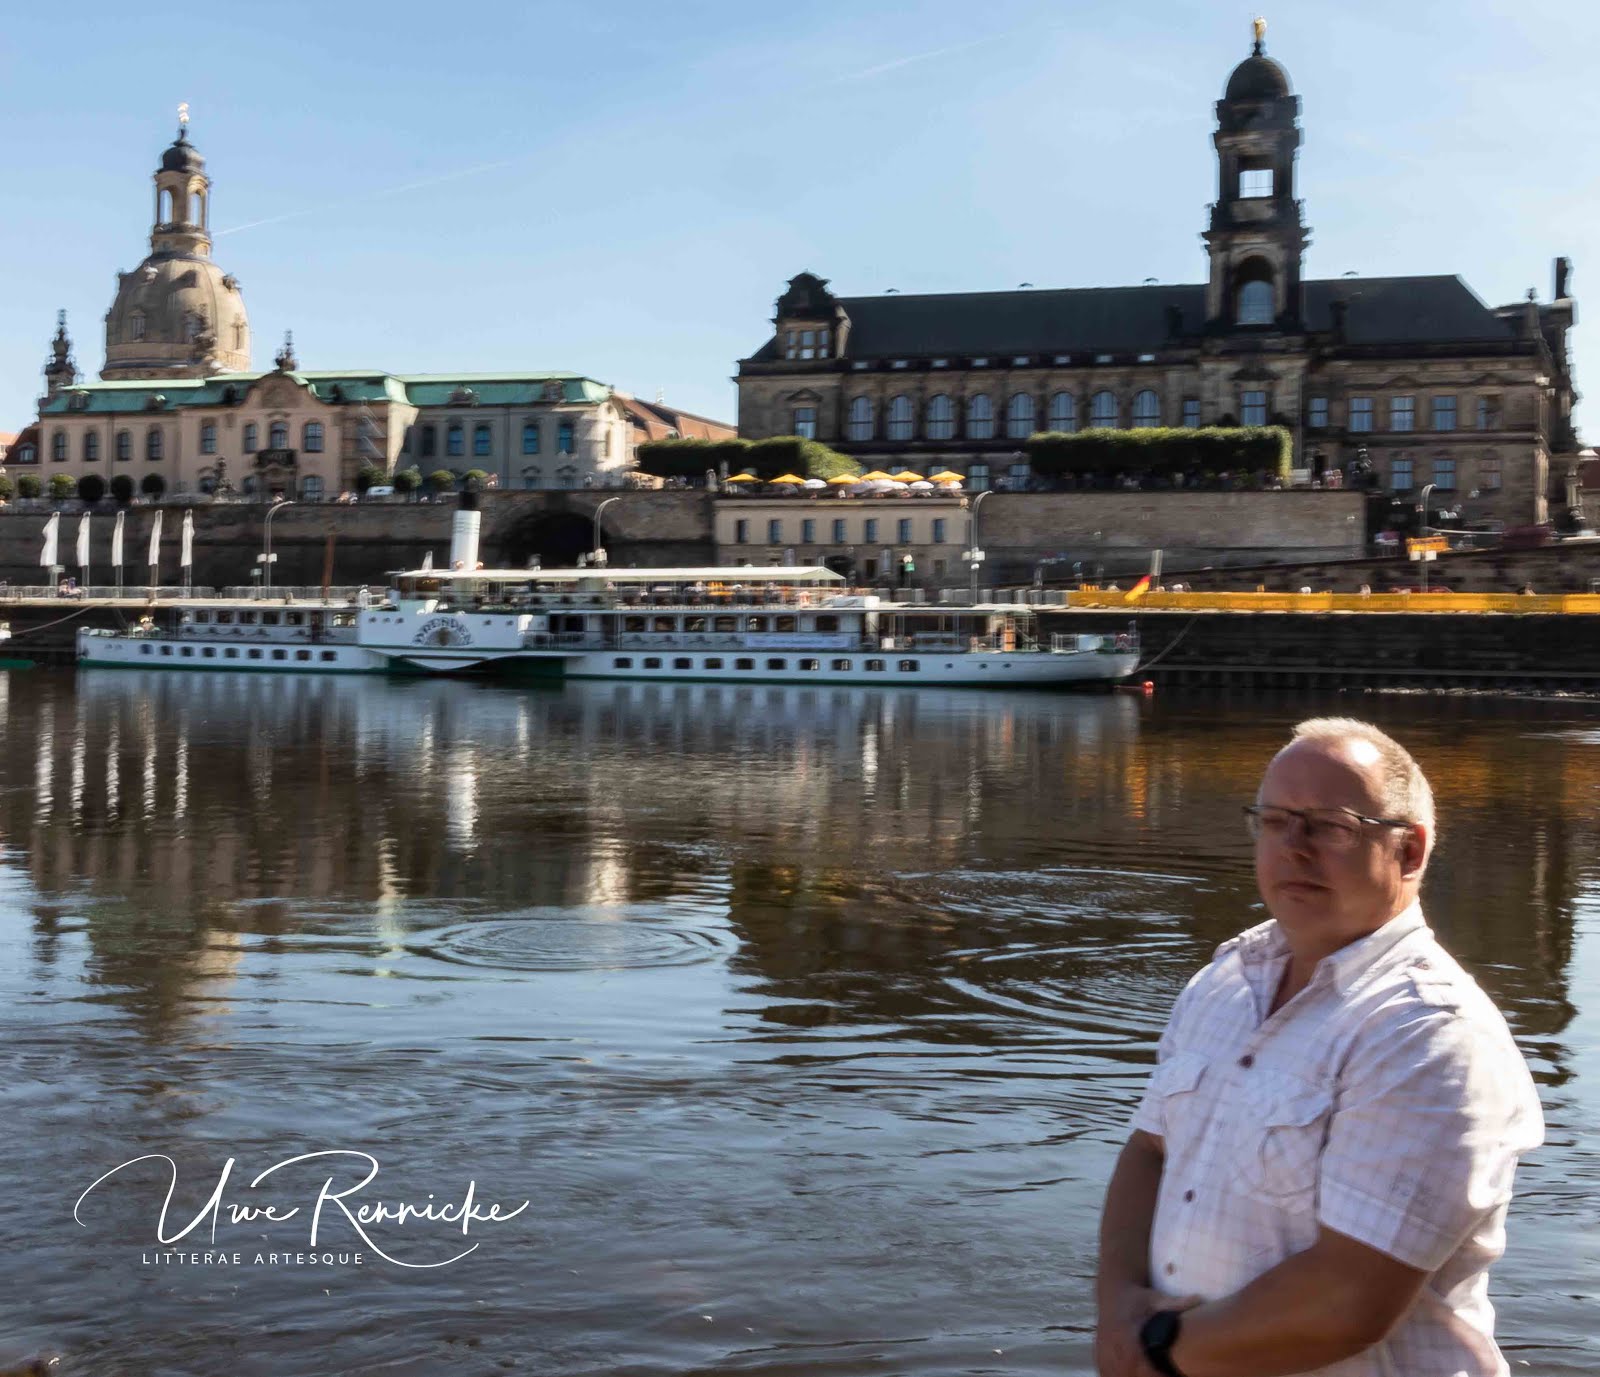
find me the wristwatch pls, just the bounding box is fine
[1138,1309,1187,1377]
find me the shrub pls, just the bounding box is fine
[0,475,13,501]
[77,474,106,503]
[1024,426,1293,482]
[355,463,386,494]
[463,469,490,489]
[427,469,456,493]
[17,475,41,499]
[636,436,859,482]
[393,466,422,495]
[140,473,166,497]
[48,473,77,500]
[110,475,135,504]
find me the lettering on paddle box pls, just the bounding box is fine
[413,616,472,648]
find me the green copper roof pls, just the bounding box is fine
[40,369,611,415]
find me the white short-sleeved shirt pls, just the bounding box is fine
[1131,902,1543,1377]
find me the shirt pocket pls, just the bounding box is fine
[1148,1051,1210,1142]
[1240,1081,1334,1206]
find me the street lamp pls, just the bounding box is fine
[260,497,292,596]
[965,489,993,604]
[592,496,621,568]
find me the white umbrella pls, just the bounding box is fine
[908,480,935,491]
[801,478,827,489]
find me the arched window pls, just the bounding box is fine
[522,421,540,454]
[847,396,873,441]
[233,322,245,351]
[1090,391,1118,428]
[966,394,994,440]
[243,423,259,453]
[557,421,575,454]
[522,466,542,490]
[887,395,913,441]
[1132,390,1160,428]
[1234,257,1276,325]
[241,476,257,496]
[51,431,67,462]
[300,475,324,502]
[159,188,174,223]
[1048,392,1076,433]
[926,394,955,440]
[967,460,991,492]
[130,312,146,342]
[145,428,163,461]
[473,423,492,457]
[1005,393,1036,439]
[446,422,464,457]
[190,189,205,225]
[83,432,100,463]
[269,422,288,449]
[556,464,579,487]
[303,422,324,453]
[116,430,131,462]
[200,423,217,455]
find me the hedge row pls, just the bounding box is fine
[1023,426,1293,478]
[636,436,860,482]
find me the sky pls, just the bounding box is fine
[2,0,1596,435]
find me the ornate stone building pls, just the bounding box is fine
[736,24,1578,528]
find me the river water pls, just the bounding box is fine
[1,670,1595,1376]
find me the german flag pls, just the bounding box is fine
[1124,574,1153,602]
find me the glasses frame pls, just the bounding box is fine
[1242,803,1415,847]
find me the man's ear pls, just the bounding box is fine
[1398,823,1429,879]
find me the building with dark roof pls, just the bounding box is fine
[736,23,1577,527]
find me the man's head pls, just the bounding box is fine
[1253,718,1434,953]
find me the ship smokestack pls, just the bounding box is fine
[450,509,481,571]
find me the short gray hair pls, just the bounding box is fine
[1287,717,1436,846]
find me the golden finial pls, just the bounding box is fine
[1252,16,1266,51]
[177,102,190,129]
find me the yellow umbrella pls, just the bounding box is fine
[929,470,965,483]
[890,470,924,483]
[724,472,758,483]
[859,470,894,481]
[827,473,861,485]
[768,473,805,485]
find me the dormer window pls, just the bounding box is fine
[786,328,830,361]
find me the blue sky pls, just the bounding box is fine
[2,0,1593,434]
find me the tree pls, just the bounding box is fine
[635,436,859,482]
[463,468,490,489]
[355,462,385,494]
[48,473,77,500]
[140,473,166,498]
[110,475,135,504]
[0,475,13,501]
[393,466,422,497]
[17,475,41,499]
[427,469,456,494]
[77,474,106,503]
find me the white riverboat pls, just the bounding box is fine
[78,507,1138,687]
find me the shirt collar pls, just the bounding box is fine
[1228,901,1428,993]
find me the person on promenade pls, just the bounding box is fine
[1095,717,1542,1377]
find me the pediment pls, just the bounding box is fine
[786,388,825,403]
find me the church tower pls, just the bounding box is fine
[102,106,250,379]
[1202,19,1309,333]
[42,310,79,402]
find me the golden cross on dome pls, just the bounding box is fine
[1253,16,1267,47]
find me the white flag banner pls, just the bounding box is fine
[147,510,163,570]
[76,513,91,569]
[180,510,194,568]
[39,513,59,568]
[112,510,125,569]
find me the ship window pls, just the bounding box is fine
[831,659,852,671]
[285,612,303,626]
[180,647,193,657]
[816,615,840,632]
[140,645,152,656]
[800,659,820,670]
[643,657,662,669]
[160,645,172,656]
[262,612,279,626]
[775,615,797,632]
[766,658,786,670]
[241,612,257,625]
[613,657,632,668]
[271,649,287,661]
[202,647,215,658]
[674,657,692,669]
[705,658,724,669]
[714,616,736,632]
[193,611,210,624]
[865,659,885,671]
[745,616,767,632]
[898,660,918,671]
[685,616,707,632]
[248,649,261,660]
[624,616,646,632]
[653,616,675,633]
[320,651,337,662]
[225,648,239,659]
[296,650,312,661]
[216,610,233,624]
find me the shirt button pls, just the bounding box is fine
[1239,1054,1255,1068]
[1183,1189,1195,1203]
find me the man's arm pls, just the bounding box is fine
[1166,1226,1430,1377]
[1095,1130,1177,1377]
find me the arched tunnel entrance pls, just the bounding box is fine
[496,512,598,570]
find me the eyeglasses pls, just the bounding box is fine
[1243,804,1413,852]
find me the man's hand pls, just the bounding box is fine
[1095,1284,1202,1377]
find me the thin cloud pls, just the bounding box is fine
[832,28,1025,84]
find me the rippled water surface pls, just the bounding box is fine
[1,670,1596,1375]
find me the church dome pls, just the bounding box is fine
[103,254,249,378]
[161,130,206,174]
[1224,52,1290,101]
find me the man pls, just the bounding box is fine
[1095,718,1542,1377]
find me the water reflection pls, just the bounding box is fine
[0,670,1594,1375]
